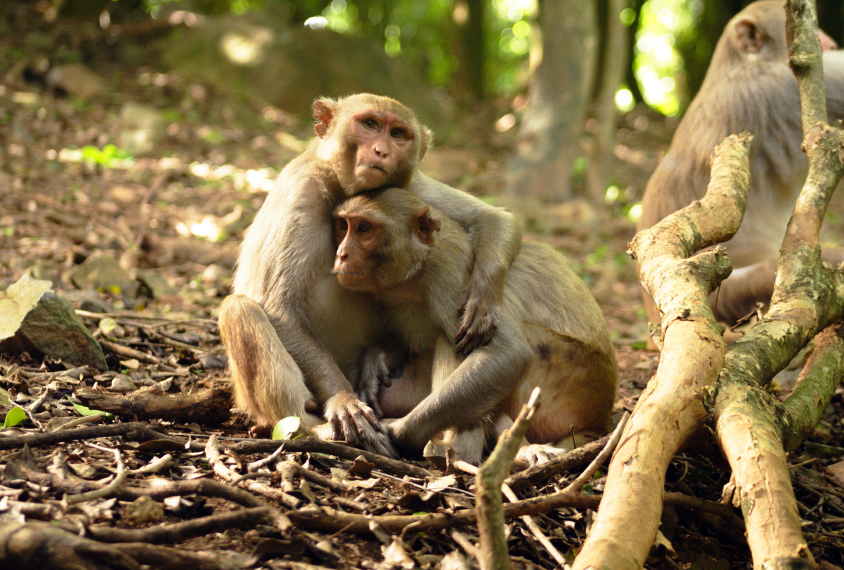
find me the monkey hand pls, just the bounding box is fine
[322,391,398,458]
[356,346,394,418]
[455,278,501,355]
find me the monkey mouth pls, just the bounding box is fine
[361,163,387,174]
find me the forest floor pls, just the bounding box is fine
[2,4,844,570]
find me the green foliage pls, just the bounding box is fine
[69,398,115,419]
[3,406,27,428]
[81,144,134,168]
[634,0,702,116]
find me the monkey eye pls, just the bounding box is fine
[358,220,372,233]
[390,128,407,139]
[337,218,348,231]
[363,118,379,130]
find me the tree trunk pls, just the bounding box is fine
[504,0,598,202]
[587,0,631,202]
[452,0,486,101]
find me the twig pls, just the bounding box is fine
[228,438,432,479]
[455,459,567,568]
[53,414,102,431]
[206,435,301,511]
[65,444,127,504]
[0,422,178,450]
[505,434,609,492]
[563,412,628,494]
[73,507,271,544]
[451,529,480,559]
[476,387,541,570]
[98,338,161,365]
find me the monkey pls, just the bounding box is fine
[218,94,522,455]
[638,0,844,335]
[332,187,618,465]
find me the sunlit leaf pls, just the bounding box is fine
[272,416,301,440]
[68,398,115,419]
[3,406,27,428]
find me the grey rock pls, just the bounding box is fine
[68,255,138,298]
[0,275,107,370]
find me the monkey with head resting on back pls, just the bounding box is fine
[638,0,844,346]
[219,94,524,457]
[332,187,618,465]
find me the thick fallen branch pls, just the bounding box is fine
[76,386,231,423]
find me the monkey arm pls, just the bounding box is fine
[409,172,522,354]
[388,314,533,455]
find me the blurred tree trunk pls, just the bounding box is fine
[452,0,486,101]
[625,0,646,104]
[587,0,631,202]
[505,0,598,201]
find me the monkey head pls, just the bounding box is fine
[333,188,441,294]
[719,0,836,66]
[313,94,433,195]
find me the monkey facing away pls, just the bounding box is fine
[638,0,844,332]
[332,188,618,464]
[218,94,522,455]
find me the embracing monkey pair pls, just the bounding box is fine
[219,93,618,464]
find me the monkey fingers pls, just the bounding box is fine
[455,300,500,355]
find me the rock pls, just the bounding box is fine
[68,255,138,298]
[162,12,453,137]
[137,271,178,299]
[45,63,108,99]
[118,102,166,156]
[62,289,114,314]
[0,275,107,370]
[199,353,227,370]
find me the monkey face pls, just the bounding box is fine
[332,213,385,292]
[344,110,416,192]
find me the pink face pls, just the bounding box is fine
[350,110,416,189]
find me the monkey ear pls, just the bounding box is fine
[418,125,434,161]
[413,207,441,245]
[313,99,336,138]
[734,18,764,53]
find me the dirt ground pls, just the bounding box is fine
[2,4,844,570]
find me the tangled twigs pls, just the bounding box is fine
[504,433,610,492]
[0,422,172,451]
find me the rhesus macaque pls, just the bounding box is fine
[218,94,521,455]
[638,0,844,332]
[333,188,618,464]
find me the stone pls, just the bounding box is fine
[68,255,138,298]
[0,275,107,370]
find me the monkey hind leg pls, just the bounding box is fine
[219,295,316,430]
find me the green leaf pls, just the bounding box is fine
[98,317,118,336]
[271,416,301,440]
[3,406,27,428]
[68,398,114,419]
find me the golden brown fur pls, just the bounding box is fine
[334,188,617,464]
